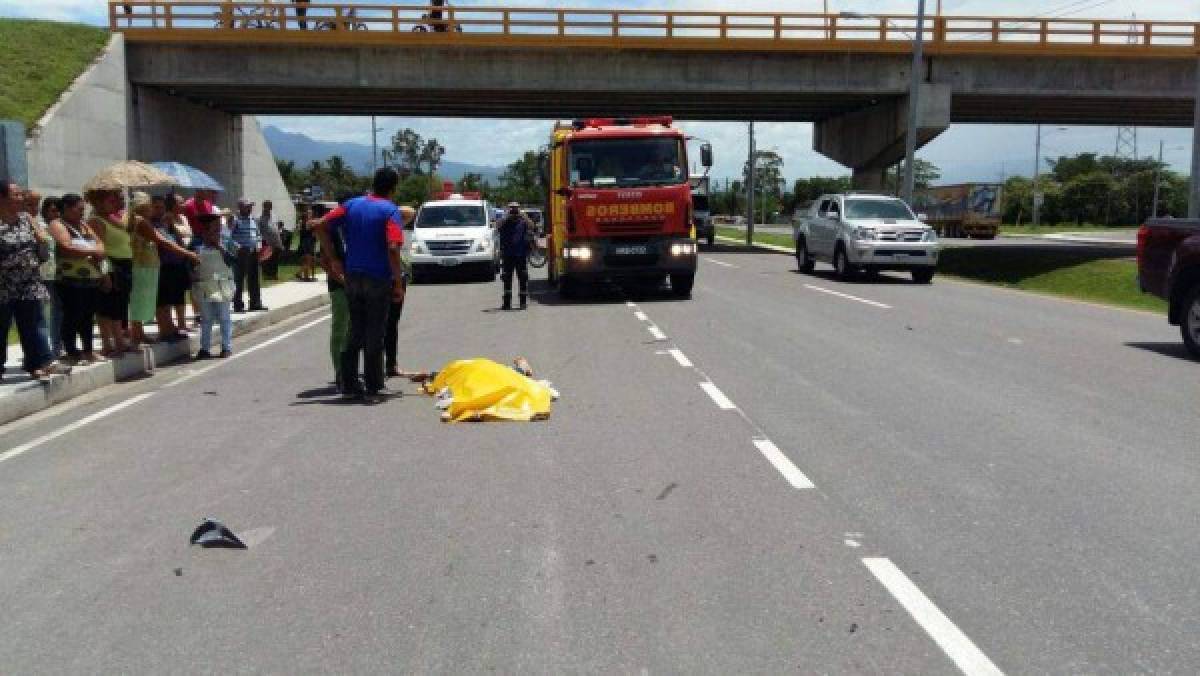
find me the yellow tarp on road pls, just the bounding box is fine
[425,359,553,422]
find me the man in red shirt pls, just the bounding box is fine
[182,189,217,228]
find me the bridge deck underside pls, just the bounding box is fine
[149,85,1192,126]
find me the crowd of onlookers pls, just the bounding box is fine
[1,178,290,383]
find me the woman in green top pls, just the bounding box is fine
[88,189,133,356]
[126,192,199,346]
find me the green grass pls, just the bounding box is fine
[937,248,1164,312]
[715,226,1164,313]
[0,19,109,128]
[716,226,794,250]
[998,224,1139,236]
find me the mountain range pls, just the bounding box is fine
[262,126,505,183]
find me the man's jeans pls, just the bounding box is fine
[340,274,392,393]
[233,247,263,310]
[0,299,52,374]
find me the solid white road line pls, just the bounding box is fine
[667,348,693,368]
[699,382,737,410]
[863,558,1003,676]
[648,326,667,341]
[703,257,737,268]
[804,284,892,309]
[166,314,331,387]
[752,438,815,489]
[0,392,156,466]
[634,311,649,322]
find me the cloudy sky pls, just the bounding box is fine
[2,0,1196,182]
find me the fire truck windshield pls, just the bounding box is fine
[568,137,684,188]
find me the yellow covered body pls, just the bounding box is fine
[426,359,553,422]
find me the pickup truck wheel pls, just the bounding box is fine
[1182,284,1200,359]
[670,272,695,297]
[912,268,936,284]
[834,246,856,281]
[795,238,815,274]
[707,232,715,247]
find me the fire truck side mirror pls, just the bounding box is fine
[700,143,713,168]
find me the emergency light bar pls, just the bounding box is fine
[572,116,674,130]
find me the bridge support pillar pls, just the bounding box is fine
[814,84,951,195]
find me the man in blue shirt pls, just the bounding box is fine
[497,202,535,310]
[230,198,265,313]
[314,168,405,401]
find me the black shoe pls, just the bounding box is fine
[232,305,245,314]
[364,386,400,403]
[386,367,401,378]
[341,377,365,400]
[249,305,268,312]
[519,297,528,310]
[194,350,213,360]
[219,350,232,359]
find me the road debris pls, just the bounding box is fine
[189,518,248,549]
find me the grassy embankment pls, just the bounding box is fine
[0,19,109,128]
[715,226,1164,313]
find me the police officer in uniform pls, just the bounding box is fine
[497,202,535,311]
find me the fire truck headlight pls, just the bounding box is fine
[565,246,592,261]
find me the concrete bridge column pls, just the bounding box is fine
[814,84,951,195]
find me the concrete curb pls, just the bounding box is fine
[0,293,329,427]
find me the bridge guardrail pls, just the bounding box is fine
[110,2,1200,58]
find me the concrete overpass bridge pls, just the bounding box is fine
[112,2,1199,195]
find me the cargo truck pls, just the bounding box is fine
[545,117,711,298]
[914,183,1004,239]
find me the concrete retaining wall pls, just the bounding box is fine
[26,34,293,228]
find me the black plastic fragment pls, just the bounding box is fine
[189,518,248,549]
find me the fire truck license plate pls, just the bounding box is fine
[614,245,648,256]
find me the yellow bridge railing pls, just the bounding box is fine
[110,2,1199,58]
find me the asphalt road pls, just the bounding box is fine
[0,246,1195,673]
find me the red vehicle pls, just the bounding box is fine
[1137,218,1200,357]
[546,117,711,298]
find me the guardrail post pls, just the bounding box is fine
[612,12,618,37]
[720,14,727,38]
[502,10,510,35]
[164,3,173,29]
[1092,21,1101,45]
[391,7,399,33]
[1039,20,1048,44]
[991,18,999,43]
[1142,22,1152,46]
[666,13,673,38]
[557,10,565,36]
[879,18,886,41]
[774,15,782,39]
[829,15,837,40]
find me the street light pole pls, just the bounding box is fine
[371,115,379,173]
[746,121,756,246]
[1032,123,1043,227]
[902,0,927,206]
[1152,140,1163,219]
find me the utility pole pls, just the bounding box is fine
[901,0,927,206]
[371,115,378,172]
[1151,140,1163,219]
[746,121,756,246]
[1191,57,1200,219]
[1032,123,1043,228]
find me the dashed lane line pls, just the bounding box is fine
[752,438,815,489]
[698,382,737,410]
[647,325,667,341]
[703,257,738,268]
[634,311,649,322]
[667,348,693,368]
[863,558,1004,676]
[0,392,156,466]
[803,284,892,309]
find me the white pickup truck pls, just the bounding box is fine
[404,196,500,282]
[793,193,940,284]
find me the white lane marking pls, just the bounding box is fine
[667,348,693,368]
[648,326,667,341]
[703,257,737,268]
[804,284,892,309]
[752,438,815,489]
[165,314,331,387]
[863,558,1003,676]
[844,539,862,548]
[0,392,156,466]
[625,301,637,308]
[634,311,649,322]
[699,382,737,410]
